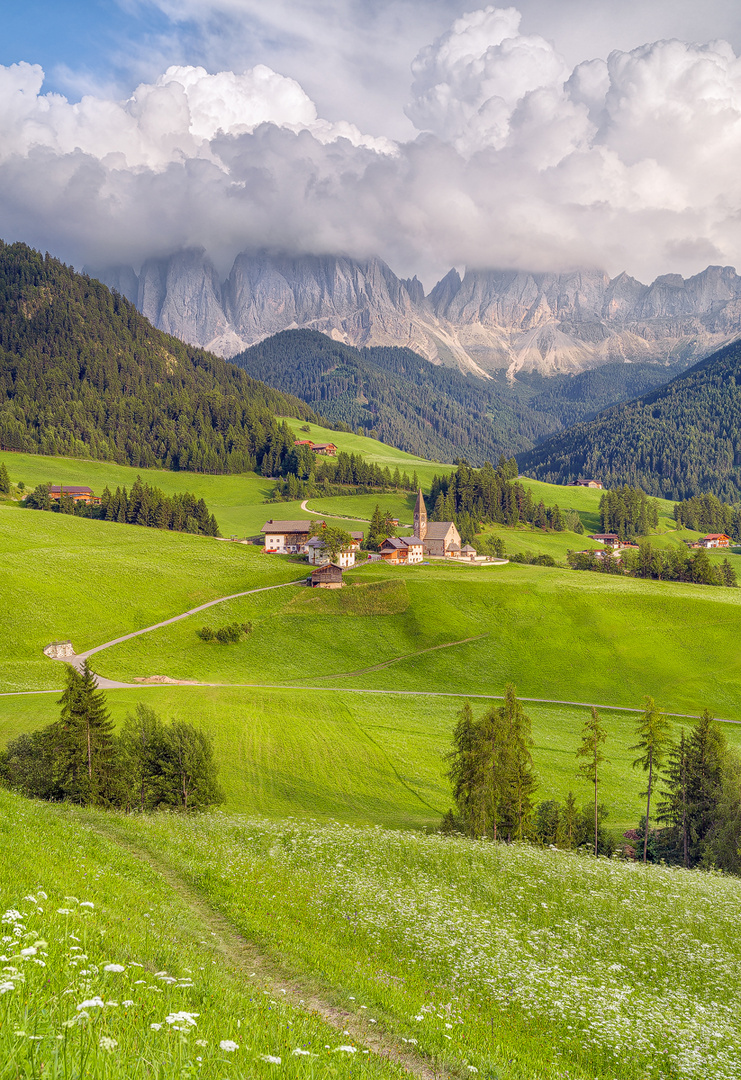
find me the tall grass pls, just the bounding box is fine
[107,810,741,1080]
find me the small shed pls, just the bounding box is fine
[308,563,344,588]
[461,544,477,560]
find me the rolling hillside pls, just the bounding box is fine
[518,338,741,500]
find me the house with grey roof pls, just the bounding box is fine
[261,519,317,553]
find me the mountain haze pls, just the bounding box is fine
[94,251,741,378]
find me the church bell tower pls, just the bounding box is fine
[414,488,427,541]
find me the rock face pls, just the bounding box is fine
[92,253,741,377]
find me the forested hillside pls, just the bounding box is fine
[231,329,555,464]
[517,339,741,500]
[232,330,682,465]
[0,242,319,473]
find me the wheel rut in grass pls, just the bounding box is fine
[288,633,490,683]
[92,822,456,1080]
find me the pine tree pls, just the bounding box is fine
[658,729,690,866]
[446,702,486,836]
[576,707,609,856]
[0,460,10,495]
[630,696,672,864]
[118,703,167,812]
[499,684,537,839]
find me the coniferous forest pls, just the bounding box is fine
[24,476,221,536]
[517,339,741,501]
[0,242,320,474]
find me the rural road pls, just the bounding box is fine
[10,575,737,724]
[59,579,307,688]
[300,499,412,528]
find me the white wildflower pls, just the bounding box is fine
[334,1046,357,1053]
[150,1023,162,1031]
[292,1048,311,1056]
[195,1038,208,1047]
[258,1052,278,1062]
[77,997,105,1010]
[79,902,94,909]
[221,1040,241,1052]
[99,1036,118,1052]
[0,981,15,993]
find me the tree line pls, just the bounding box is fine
[0,663,223,812]
[445,689,741,872]
[23,475,220,537]
[674,491,741,541]
[599,485,659,539]
[569,542,738,587]
[270,448,419,501]
[428,460,584,544]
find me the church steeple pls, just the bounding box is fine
[414,488,427,541]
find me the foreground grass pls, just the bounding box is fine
[102,810,741,1080]
[0,789,407,1080]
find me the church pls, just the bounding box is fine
[414,489,462,557]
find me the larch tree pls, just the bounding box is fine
[630,696,672,864]
[576,707,609,856]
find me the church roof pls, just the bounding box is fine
[414,488,426,515]
[424,521,457,539]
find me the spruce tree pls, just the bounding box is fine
[576,707,609,856]
[0,460,10,495]
[630,696,671,863]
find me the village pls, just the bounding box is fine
[262,489,489,588]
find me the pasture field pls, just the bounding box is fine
[7,683,738,830]
[303,492,416,526]
[0,789,408,1080]
[0,508,304,692]
[279,420,449,487]
[0,452,370,537]
[87,559,741,720]
[94,809,741,1080]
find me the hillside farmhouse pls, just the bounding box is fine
[588,533,621,547]
[698,533,731,548]
[293,440,337,456]
[414,489,464,557]
[307,531,364,567]
[308,563,344,588]
[380,536,424,564]
[261,519,317,553]
[48,485,100,505]
[568,479,603,488]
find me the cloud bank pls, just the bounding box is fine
[4,5,741,284]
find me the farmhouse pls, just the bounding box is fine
[261,519,316,553]
[379,536,424,564]
[698,533,731,549]
[306,537,357,567]
[312,443,337,456]
[414,489,462,557]
[568,479,603,488]
[48,485,100,505]
[308,563,344,588]
[588,533,621,547]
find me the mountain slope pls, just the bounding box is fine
[230,328,552,464]
[94,250,741,377]
[517,339,741,500]
[0,242,319,473]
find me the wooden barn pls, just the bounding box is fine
[308,563,344,588]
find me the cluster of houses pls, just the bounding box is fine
[581,531,733,560]
[293,439,338,456]
[261,490,479,587]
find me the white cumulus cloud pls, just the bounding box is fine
[4,7,741,284]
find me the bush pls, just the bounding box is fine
[196,626,215,641]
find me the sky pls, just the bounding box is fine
[5,0,741,287]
